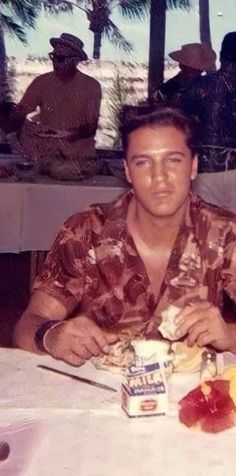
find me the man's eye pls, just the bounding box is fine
[134,158,150,167]
[167,157,182,164]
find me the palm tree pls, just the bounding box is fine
[199,0,211,46]
[44,0,150,60]
[148,0,191,101]
[0,1,41,101]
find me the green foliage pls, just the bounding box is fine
[0,0,41,43]
[166,0,191,10]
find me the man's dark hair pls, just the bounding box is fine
[220,32,236,63]
[120,105,199,158]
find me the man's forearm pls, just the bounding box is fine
[68,122,98,141]
[13,290,71,354]
[13,311,51,354]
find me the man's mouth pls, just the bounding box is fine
[151,189,172,197]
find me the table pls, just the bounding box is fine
[0,176,127,253]
[1,348,236,476]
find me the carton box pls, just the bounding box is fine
[122,361,169,417]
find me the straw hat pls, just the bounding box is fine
[169,43,216,71]
[50,33,88,61]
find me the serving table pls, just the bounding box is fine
[1,348,236,476]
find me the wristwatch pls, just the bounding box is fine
[34,320,60,352]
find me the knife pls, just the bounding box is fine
[37,364,118,393]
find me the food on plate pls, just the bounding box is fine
[93,337,204,374]
[179,380,236,433]
[92,341,135,373]
[222,365,236,381]
[158,305,181,340]
[172,341,204,373]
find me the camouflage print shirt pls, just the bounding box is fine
[34,190,236,338]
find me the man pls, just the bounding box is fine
[154,43,216,102]
[14,106,236,366]
[178,32,236,212]
[0,33,102,178]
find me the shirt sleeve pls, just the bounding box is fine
[33,221,85,312]
[85,80,102,126]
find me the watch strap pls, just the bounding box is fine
[34,320,61,352]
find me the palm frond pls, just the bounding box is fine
[166,0,191,11]
[42,0,73,14]
[7,0,41,27]
[104,19,133,52]
[0,13,27,44]
[116,0,150,20]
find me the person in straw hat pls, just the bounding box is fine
[154,42,216,102]
[0,33,102,180]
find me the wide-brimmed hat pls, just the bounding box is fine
[169,43,216,71]
[50,33,88,61]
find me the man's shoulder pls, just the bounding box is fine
[191,194,236,232]
[76,71,101,90]
[63,191,130,237]
[32,71,54,84]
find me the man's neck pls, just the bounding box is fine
[127,196,188,247]
[55,69,78,82]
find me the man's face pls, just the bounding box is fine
[49,47,78,79]
[180,64,202,80]
[124,125,198,220]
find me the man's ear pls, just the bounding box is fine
[123,159,132,184]
[191,154,198,181]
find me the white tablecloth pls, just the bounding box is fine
[0,178,126,253]
[1,348,236,476]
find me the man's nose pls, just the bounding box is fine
[151,161,168,181]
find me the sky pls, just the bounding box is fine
[4,0,236,63]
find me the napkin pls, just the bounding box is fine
[158,305,181,340]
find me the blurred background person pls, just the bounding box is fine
[178,32,236,212]
[154,43,216,103]
[0,33,102,180]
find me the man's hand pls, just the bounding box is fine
[44,315,118,366]
[174,301,234,352]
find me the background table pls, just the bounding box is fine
[1,348,236,476]
[0,176,127,253]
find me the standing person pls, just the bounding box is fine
[178,32,236,212]
[14,106,236,365]
[0,33,102,179]
[154,43,216,102]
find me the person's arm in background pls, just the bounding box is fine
[0,76,42,134]
[66,80,102,142]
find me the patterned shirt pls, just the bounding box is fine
[34,190,236,339]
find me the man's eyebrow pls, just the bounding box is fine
[129,153,151,162]
[129,151,186,161]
